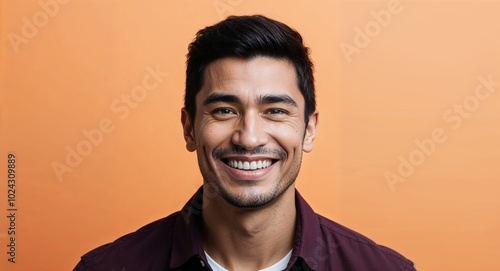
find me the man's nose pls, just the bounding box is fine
[231,112,269,150]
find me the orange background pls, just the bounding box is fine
[1,0,499,270]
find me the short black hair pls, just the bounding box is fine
[185,15,316,124]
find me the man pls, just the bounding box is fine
[74,15,416,271]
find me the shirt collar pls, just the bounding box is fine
[169,187,206,269]
[287,189,322,270]
[169,187,320,270]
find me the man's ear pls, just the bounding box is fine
[181,108,196,152]
[303,111,319,153]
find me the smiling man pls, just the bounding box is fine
[74,15,416,271]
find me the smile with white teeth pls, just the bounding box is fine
[227,160,273,171]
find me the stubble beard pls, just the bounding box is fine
[200,150,303,209]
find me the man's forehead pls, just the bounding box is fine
[198,56,301,100]
[205,56,294,80]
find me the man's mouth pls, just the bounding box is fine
[223,159,275,171]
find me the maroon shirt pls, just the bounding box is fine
[74,188,416,271]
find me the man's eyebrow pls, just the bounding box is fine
[257,94,298,107]
[202,93,241,106]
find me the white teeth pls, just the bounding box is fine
[227,159,273,170]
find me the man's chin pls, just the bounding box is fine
[222,194,276,209]
[218,183,292,209]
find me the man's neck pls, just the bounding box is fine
[202,186,296,271]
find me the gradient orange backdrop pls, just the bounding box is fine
[1,0,499,270]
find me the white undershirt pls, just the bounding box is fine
[204,249,293,271]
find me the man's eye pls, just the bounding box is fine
[212,108,235,115]
[266,108,288,115]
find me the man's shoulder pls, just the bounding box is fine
[75,212,180,271]
[315,214,416,270]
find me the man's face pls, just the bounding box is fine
[181,56,318,208]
